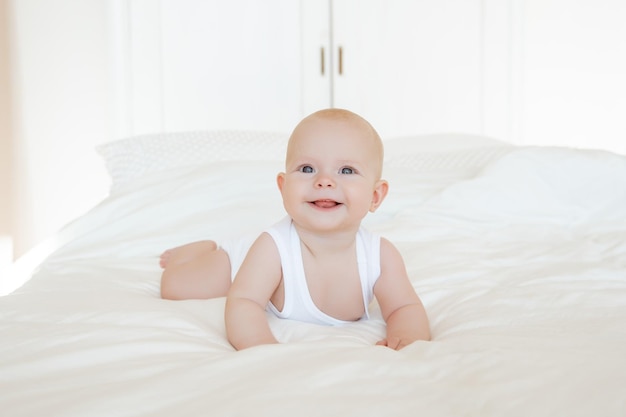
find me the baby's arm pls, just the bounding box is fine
[224,233,282,350]
[374,238,431,350]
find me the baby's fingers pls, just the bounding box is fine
[376,337,402,350]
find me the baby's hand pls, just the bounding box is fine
[376,336,411,350]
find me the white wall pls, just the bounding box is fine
[0,0,12,246]
[6,0,626,258]
[9,0,111,257]
[519,0,626,151]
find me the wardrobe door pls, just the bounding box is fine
[300,0,332,117]
[331,0,484,138]
[129,0,306,134]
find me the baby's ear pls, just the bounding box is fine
[369,180,389,212]
[276,172,286,193]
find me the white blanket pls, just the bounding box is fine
[2,135,626,417]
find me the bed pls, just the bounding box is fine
[2,131,626,416]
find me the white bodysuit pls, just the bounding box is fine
[265,216,381,326]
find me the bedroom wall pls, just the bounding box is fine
[0,0,13,263]
[8,0,111,258]
[5,0,626,260]
[519,0,626,150]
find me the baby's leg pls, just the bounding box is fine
[159,240,217,268]
[160,240,232,300]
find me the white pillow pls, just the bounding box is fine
[96,130,512,198]
[96,130,289,192]
[378,134,513,216]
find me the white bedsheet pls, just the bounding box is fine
[1,141,626,417]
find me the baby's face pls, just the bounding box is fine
[277,114,386,234]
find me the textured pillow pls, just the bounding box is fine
[379,134,513,214]
[96,131,289,192]
[96,130,513,196]
[383,133,512,174]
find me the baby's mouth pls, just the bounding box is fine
[311,199,340,208]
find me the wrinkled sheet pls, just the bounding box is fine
[2,145,626,417]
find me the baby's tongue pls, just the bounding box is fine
[315,200,337,208]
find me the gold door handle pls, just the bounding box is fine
[338,46,343,75]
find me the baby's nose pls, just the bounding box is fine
[316,175,335,188]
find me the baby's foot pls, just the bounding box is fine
[158,240,218,269]
[159,249,173,269]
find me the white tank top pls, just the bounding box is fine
[266,217,381,326]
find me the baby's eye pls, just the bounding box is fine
[340,167,355,174]
[299,165,314,173]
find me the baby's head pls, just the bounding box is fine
[278,109,388,232]
[285,108,384,178]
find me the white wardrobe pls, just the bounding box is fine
[116,0,510,140]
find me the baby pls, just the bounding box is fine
[160,108,430,350]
